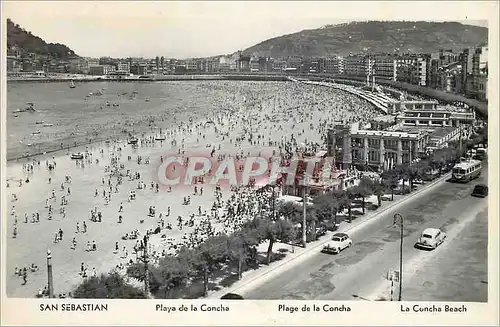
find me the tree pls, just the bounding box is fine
[394,164,410,194]
[153,255,191,298]
[126,262,161,294]
[333,189,348,223]
[184,235,229,297]
[226,230,258,280]
[155,56,160,72]
[371,179,385,207]
[160,56,165,73]
[356,177,374,215]
[72,272,147,299]
[344,188,357,222]
[278,201,301,221]
[381,170,399,201]
[252,216,295,265]
[313,192,339,225]
[306,205,319,241]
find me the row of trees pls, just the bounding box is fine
[126,213,298,298]
[73,125,487,298]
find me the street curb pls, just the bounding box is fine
[208,172,452,299]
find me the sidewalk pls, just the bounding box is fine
[208,172,451,299]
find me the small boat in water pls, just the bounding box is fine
[32,130,41,135]
[43,123,54,127]
[69,80,76,88]
[70,152,84,160]
[25,103,36,112]
[128,137,139,145]
[155,134,166,141]
[35,121,44,124]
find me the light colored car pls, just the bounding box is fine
[322,233,352,254]
[415,228,446,250]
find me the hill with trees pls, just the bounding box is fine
[244,21,488,57]
[6,18,78,59]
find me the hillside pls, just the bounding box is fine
[244,21,488,58]
[6,18,78,58]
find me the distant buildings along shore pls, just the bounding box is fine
[6,45,487,102]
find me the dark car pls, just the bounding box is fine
[471,184,488,198]
[220,293,244,300]
[315,226,327,238]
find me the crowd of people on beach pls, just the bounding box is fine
[7,80,380,297]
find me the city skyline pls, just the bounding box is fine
[3,1,490,59]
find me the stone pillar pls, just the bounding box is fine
[397,139,403,165]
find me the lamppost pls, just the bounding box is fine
[393,213,404,301]
[47,249,54,298]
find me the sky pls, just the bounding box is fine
[2,1,493,59]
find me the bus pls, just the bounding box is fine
[451,159,482,183]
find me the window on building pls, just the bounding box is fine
[368,139,380,148]
[384,139,397,149]
[431,120,443,125]
[368,151,380,162]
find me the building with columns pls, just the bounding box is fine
[328,122,428,170]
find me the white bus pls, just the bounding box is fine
[451,159,482,183]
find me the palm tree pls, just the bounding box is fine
[155,56,160,73]
[160,56,165,74]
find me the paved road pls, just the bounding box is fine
[244,163,488,301]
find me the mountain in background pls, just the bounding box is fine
[6,18,78,58]
[243,21,488,58]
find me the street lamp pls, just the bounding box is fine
[393,213,404,301]
[47,249,54,298]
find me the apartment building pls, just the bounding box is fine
[130,63,148,75]
[374,55,397,81]
[116,61,130,73]
[271,58,287,72]
[89,65,112,75]
[344,55,373,77]
[395,55,429,86]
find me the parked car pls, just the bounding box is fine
[415,228,446,250]
[315,225,327,238]
[321,233,352,254]
[220,293,244,300]
[471,184,488,197]
[321,220,339,232]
